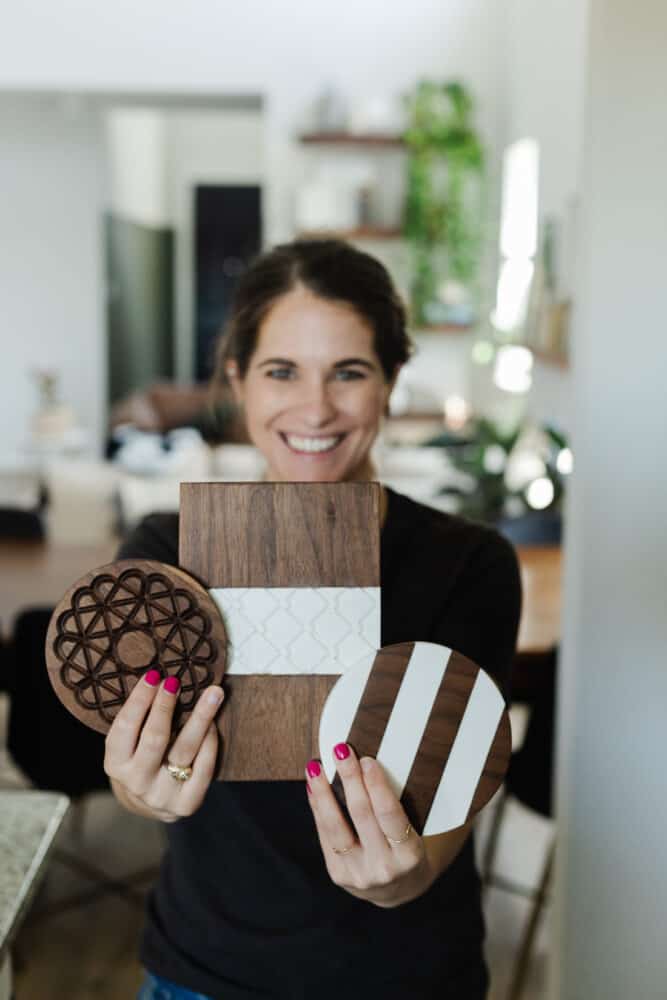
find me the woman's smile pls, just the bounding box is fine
[280,432,346,455]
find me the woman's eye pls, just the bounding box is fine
[334,369,365,382]
[265,367,294,380]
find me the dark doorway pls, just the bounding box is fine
[194,184,262,381]
[105,213,174,405]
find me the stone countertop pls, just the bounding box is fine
[0,791,69,959]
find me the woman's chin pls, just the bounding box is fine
[266,452,366,484]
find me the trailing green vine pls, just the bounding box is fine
[403,80,485,325]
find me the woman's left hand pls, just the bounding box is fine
[305,742,435,908]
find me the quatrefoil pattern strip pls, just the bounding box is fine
[209,587,381,675]
[48,562,227,729]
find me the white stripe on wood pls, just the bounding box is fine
[422,668,504,835]
[376,643,451,800]
[319,655,376,781]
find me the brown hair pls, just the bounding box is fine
[214,239,412,384]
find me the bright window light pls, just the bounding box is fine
[490,137,540,338]
[493,345,534,395]
[490,259,535,333]
[499,139,540,259]
[526,477,555,510]
[556,447,574,475]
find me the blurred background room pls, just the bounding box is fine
[0,1,665,998]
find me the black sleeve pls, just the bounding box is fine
[115,513,180,567]
[432,531,522,703]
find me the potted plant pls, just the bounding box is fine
[403,80,485,327]
[427,417,570,544]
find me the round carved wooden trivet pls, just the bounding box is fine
[319,641,511,836]
[45,560,228,735]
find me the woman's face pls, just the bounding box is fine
[228,285,395,482]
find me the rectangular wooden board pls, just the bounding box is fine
[179,482,380,780]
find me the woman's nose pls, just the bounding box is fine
[296,382,337,427]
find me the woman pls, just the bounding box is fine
[107,240,521,999]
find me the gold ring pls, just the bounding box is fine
[331,843,355,856]
[166,761,193,782]
[386,822,412,846]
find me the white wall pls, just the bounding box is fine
[553,0,667,996]
[0,0,507,244]
[0,1,508,454]
[0,96,106,461]
[504,0,590,433]
[164,109,264,380]
[106,107,169,227]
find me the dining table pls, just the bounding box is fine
[0,537,561,652]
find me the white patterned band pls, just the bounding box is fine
[209,587,381,675]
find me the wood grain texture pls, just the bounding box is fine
[215,675,338,780]
[331,643,412,808]
[45,560,227,735]
[179,482,381,780]
[465,710,512,821]
[179,482,380,588]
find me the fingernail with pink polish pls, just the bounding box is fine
[306,760,321,779]
[206,687,223,707]
[164,676,180,695]
[144,669,161,687]
[334,742,350,761]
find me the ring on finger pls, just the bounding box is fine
[165,760,193,783]
[331,841,356,856]
[386,822,412,846]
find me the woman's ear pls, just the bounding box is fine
[225,361,244,406]
[383,365,401,416]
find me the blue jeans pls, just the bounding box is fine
[137,971,212,1000]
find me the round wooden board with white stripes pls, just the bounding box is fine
[319,641,511,836]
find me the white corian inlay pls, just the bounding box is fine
[209,587,381,675]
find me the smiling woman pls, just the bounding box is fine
[111,238,521,1000]
[215,239,411,483]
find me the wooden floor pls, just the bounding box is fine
[1,697,553,999]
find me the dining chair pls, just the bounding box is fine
[0,508,44,541]
[4,607,161,921]
[482,646,557,1000]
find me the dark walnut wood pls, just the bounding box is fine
[45,560,227,735]
[180,482,380,588]
[218,675,337,780]
[179,482,381,780]
[332,642,511,835]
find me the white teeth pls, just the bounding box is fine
[285,434,342,453]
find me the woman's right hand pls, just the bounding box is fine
[104,669,224,823]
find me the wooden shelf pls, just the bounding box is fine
[414,322,473,334]
[298,226,403,241]
[298,132,405,148]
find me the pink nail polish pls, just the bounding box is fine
[164,676,180,695]
[334,742,350,761]
[144,669,161,687]
[306,760,321,779]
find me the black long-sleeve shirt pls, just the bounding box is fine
[118,487,521,1000]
